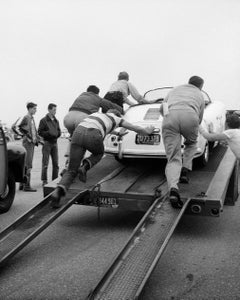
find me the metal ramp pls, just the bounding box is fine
[87,192,191,300]
[0,190,88,268]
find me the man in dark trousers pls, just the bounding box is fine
[50,109,155,208]
[38,103,61,186]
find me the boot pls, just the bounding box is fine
[23,173,37,192]
[78,160,90,183]
[179,167,189,184]
[50,186,65,209]
[169,188,183,209]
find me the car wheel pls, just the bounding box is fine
[0,171,16,213]
[197,143,210,167]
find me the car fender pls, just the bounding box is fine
[7,143,26,182]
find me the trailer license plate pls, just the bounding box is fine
[97,197,119,208]
[135,134,160,145]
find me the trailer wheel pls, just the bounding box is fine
[0,171,16,213]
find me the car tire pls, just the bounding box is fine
[197,143,210,167]
[0,171,16,214]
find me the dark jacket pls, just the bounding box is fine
[69,92,123,114]
[38,114,61,143]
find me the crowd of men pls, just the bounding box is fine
[15,72,240,210]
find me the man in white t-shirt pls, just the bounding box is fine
[199,113,240,159]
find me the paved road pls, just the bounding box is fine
[1,139,240,299]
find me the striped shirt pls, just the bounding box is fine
[80,112,123,138]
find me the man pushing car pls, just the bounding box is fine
[50,109,155,208]
[160,76,205,209]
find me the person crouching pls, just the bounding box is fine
[50,109,155,208]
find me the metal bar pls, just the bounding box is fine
[86,183,192,300]
[225,160,239,205]
[206,148,236,204]
[0,190,88,267]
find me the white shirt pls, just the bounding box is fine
[223,129,240,159]
[108,79,143,102]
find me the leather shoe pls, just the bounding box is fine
[78,160,90,183]
[78,167,87,183]
[179,167,189,184]
[169,188,183,209]
[50,187,64,209]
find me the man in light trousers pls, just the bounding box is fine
[161,76,205,208]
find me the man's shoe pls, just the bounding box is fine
[78,161,90,183]
[50,186,64,209]
[60,168,67,177]
[179,167,189,184]
[78,166,87,183]
[23,186,37,192]
[169,188,183,209]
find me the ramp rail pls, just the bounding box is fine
[87,192,191,300]
[0,190,88,268]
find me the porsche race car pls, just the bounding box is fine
[104,87,226,166]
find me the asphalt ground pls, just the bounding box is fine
[0,138,240,300]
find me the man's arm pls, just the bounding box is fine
[18,116,29,135]
[199,125,228,142]
[121,120,155,135]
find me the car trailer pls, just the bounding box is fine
[0,144,238,299]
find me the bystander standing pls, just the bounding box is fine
[19,102,40,192]
[38,103,61,186]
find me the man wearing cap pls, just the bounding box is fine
[161,76,205,208]
[19,102,40,191]
[104,72,152,108]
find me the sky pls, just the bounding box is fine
[0,0,240,127]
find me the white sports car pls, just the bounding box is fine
[104,87,226,166]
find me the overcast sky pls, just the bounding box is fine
[1,0,240,127]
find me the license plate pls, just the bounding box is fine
[96,197,119,208]
[135,134,160,145]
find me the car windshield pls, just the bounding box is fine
[144,87,211,105]
[144,87,172,102]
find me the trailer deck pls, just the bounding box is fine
[0,144,238,299]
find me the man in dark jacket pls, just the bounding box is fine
[38,103,61,186]
[62,85,123,171]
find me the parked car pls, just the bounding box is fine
[104,87,226,166]
[0,126,26,213]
